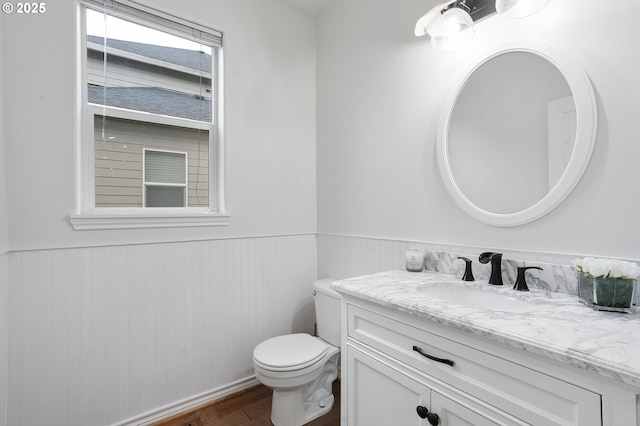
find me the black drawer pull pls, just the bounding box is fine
[412,345,455,367]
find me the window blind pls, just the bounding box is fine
[84,0,216,122]
[145,150,187,184]
[79,0,222,47]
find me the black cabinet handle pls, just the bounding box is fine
[416,406,440,425]
[427,412,440,425]
[412,345,455,367]
[416,405,429,418]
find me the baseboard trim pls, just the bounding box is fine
[113,376,260,426]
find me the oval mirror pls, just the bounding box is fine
[437,40,597,226]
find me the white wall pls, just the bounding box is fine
[317,0,640,260]
[3,0,317,251]
[0,255,7,426]
[1,1,318,425]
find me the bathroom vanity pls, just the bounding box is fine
[332,270,640,425]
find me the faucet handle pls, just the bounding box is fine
[513,266,543,291]
[457,257,475,281]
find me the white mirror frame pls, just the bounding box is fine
[437,40,597,226]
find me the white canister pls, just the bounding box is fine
[406,249,425,272]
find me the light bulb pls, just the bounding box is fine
[429,7,475,50]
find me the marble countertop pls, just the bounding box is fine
[331,269,640,389]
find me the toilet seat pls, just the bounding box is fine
[253,333,327,371]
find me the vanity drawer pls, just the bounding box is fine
[347,303,601,426]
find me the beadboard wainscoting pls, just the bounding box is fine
[317,233,512,280]
[1,253,7,426]
[317,234,413,280]
[5,235,317,426]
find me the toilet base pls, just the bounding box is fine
[271,388,334,426]
[269,351,339,426]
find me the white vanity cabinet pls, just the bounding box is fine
[347,346,524,425]
[341,298,603,426]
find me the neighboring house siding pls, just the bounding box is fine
[88,36,213,73]
[87,48,211,102]
[86,36,212,101]
[95,116,209,207]
[86,40,213,122]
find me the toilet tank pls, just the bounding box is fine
[313,279,342,347]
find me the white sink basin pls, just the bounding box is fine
[416,284,534,311]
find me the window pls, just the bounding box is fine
[143,149,188,208]
[72,0,227,230]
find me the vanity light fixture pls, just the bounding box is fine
[495,0,551,18]
[415,0,551,50]
[415,0,477,50]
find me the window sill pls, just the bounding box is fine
[70,209,230,230]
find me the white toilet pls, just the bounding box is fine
[253,279,341,426]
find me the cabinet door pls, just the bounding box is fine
[431,391,527,426]
[347,345,432,425]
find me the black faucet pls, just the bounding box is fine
[479,252,503,285]
[513,266,543,291]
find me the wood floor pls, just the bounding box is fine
[153,381,341,426]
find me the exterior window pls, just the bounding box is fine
[143,149,188,208]
[73,0,226,230]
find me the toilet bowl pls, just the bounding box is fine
[253,279,341,426]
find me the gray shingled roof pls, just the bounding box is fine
[88,35,212,74]
[88,85,212,122]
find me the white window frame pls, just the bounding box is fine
[71,0,228,230]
